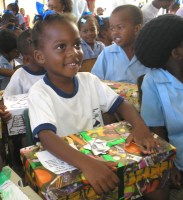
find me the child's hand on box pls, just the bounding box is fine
[0,105,12,123]
[81,159,119,195]
[125,127,158,154]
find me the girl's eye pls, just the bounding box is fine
[91,27,96,32]
[83,29,88,33]
[75,41,81,49]
[57,44,66,50]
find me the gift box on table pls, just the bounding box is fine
[4,94,28,136]
[103,81,140,111]
[20,122,176,200]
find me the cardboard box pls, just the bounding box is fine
[0,166,42,200]
[4,94,28,136]
[20,122,176,200]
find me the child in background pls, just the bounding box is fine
[135,14,183,198]
[29,13,157,195]
[47,0,73,13]
[20,8,30,28]
[7,2,27,30]
[0,30,19,90]
[2,29,45,177]
[91,5,151,84]
[95,16,112,46]
[78,15,105,60]
[0,12,22,36]
[3,29,45,97]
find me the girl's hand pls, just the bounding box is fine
[125,127,158,154]
[0,106,12,123]
[81,159,119,195]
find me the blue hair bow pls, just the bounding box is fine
[36,2,56,21]
[13,0,18,5]
[82,11,92,17]
[98,17,104,26]
[3,10,14,15]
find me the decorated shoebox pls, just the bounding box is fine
[4,93,28,136]
[20,122,176,200]
[103,81,140,111]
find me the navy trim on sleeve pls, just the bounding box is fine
[108,96,124,114]
[32,123,57,137]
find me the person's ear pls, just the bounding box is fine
[171,47,183,61]
[34,50,45,64]
[134,24,142,35]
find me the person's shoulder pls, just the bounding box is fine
[144,68,168,83]
[102,43,119,53]
[77,72,100,81]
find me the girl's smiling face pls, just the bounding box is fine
[36,21,83,83]
[79,20,98,46]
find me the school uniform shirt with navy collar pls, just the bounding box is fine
[81,38,105,60]
[141,68,183,171]
[91,43,151,84]
[3,66,45,97]
[28,72,123,138]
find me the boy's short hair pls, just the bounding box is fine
[0,29,17,54]
[17,29,32,55]
[135,14,183,68]
[111,5,143,25]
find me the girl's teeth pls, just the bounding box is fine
[116,38,121,42]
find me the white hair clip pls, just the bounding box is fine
[81,18,87,23]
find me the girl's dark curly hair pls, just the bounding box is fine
[135,14,183,68]
[77,15,99,31]
[32,13,76,50]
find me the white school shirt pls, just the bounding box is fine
[3,66,45,96]
[28,72,123,138]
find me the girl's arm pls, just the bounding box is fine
[39,130,119,195]
[116,101,158,153]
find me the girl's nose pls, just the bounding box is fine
[67,48,78,57]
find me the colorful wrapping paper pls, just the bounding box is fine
[103,81,140,111]
[20,122,176,200]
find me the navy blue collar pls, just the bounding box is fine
[43,73,78,98]
[23,66,46,75]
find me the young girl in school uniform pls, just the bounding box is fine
[29,13,157,196]
[135,14,183,199]
[78,15,105,60]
